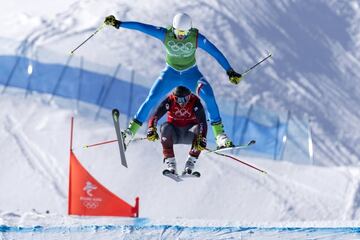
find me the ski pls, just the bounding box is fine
[162,170,183,182]
[181,171,201,178]
[112,109,128,168]
[162,169,201,182]
[207,140,256,153]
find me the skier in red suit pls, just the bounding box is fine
[147,86,207,175]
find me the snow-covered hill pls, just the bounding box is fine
[1,88,360,239]
[2,88,360,222]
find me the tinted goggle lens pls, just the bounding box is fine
[174,29,189,37]
[176,95,190,104]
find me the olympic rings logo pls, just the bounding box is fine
[174,107,192,118]
[82,200,99,209]
[167,41,194,53]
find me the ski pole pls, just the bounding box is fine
[70,23,106,55]
[83,139,117,149]
[241,52,272,76]
[206,148,267,174]
[83,137,147,149]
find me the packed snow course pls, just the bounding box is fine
[2,213,360,240]
[1,89,360,239]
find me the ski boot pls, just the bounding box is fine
[215,133,234,149]
[163,157,177,175]
[182,156,201,177]
[121,119,142,149]
[212,122,234,149]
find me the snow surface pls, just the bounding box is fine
[1,88,360,239]
[1,0,360,239]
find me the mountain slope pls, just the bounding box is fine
[1,89,360,222]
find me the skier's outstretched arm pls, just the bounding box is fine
[197,33,243,84]
[197,33,232,72]
[104,15,166,41]
[120,22,166,41]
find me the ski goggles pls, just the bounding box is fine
[176,95,190,105]
[174,29,189,38]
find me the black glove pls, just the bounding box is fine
[194,135,207,151]
[104,15,121,29]
[146,127,159,141]
[226,68,243,84]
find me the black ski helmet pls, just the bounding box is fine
[173,86,191,97]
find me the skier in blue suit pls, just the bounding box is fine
[104,13,242,148]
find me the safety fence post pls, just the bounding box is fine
[231,101,239,143]
[48,55,73,103]
[279,110,291,160]
[126,70,135,126]
[2,56,21,94]
[95,64,121,120]
[76,57,84,112]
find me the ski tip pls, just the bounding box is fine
[249,140,256,145]
[121,160,128,168]
[112,108,120,115]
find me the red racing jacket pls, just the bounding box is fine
[148,94,207,137]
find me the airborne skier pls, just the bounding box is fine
[104,13,242,149]
[147,86,207,176]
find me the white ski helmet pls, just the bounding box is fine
[172,13,192,31]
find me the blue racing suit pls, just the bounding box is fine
[120,21,233,125]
